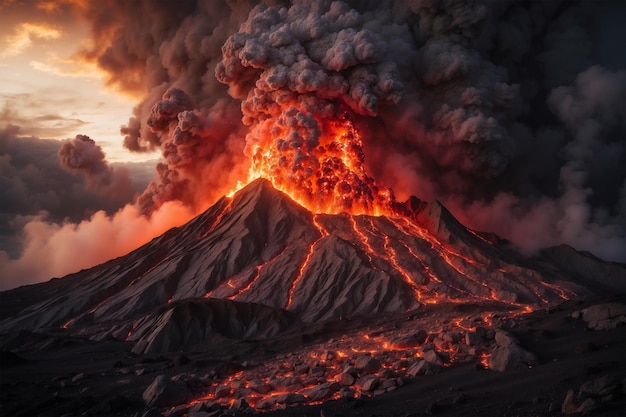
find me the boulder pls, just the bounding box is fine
[249,379,272,394]
[142,375,191,408]
[337,372,355,386]
[303,382,340,401]
[354,356,381,375]
[229,398,249,412]
[494,329,519,346]
[407,359,440,376]
[422,349,445,366]
[572,303,626,330]
[488,345,536,372]
[360,376,379,392]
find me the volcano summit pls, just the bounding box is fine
[1,179,625,416]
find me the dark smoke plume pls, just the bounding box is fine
[68,0,625,261]
[59,134,134,198]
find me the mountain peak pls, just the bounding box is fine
[2,177,621,352]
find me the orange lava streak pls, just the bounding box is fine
[395,218,496,301]
[537,279,574,300]
[201,197,234,237]
[285,215,327,309]
[380,232,424,300]
[348,215,382,270]
[229,246,288,300]
[61,317,76,329]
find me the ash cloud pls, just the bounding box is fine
[59,134,134,198]
[3,0,625,290]
[75,0,626,259]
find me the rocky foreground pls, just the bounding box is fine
[1,297,624,417]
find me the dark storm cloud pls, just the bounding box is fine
[0,125,150,256]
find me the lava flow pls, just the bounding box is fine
[243,112,395,216]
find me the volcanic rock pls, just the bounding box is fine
[355,356,381,375]
[573,303,626,330]
[488,345,537,372]
[249,379,272,394]
[338,372,355,386]
[359,375,379,392]
[229,398,250,411]
[422,349,445,366]
[130,299,295,354]
[142,375,192,407]
[407,359,440,376]
[303,382,340,401]
[494,329,519,346]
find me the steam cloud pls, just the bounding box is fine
[1,0,625,289]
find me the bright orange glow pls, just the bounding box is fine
[245,113,394,216]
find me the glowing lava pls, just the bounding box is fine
[244,112,394,216]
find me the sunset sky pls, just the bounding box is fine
[0,0,624,291]
[0,0,155,162]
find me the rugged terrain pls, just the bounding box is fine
[1,179,625,416]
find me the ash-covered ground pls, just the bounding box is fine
[1,296,624,417]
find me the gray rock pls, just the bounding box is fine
[422,349,445,366]
[407,359,440,376]
[354,356,381,375]
[229,398,249,411]
[142,375,191,408]
[249,379,272,394]
[494,329,519,346]
[579,375,619,397]
[304,382,340,401]
[442,332,461,343]
[360,376,379,392]
[338,372,355,386]
[214,385,230,398]
[581,303,626,322]
[488,345,536,372]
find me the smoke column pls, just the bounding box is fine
[1,0,624,289]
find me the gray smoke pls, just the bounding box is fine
[66,0,625,261]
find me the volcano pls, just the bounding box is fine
[1,179,625,416]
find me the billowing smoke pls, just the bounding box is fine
[59,134,133,198]
[214,1,405,212]
[2,0,625,289]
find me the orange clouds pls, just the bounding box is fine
[0,201,195,290]
[1,22,61,57]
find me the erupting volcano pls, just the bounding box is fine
[1,178,625,416]
[1,1,626,416]
[244,113,394,216]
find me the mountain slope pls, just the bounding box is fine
[1,179,623,353]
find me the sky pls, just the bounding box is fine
[0,0,625,290]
